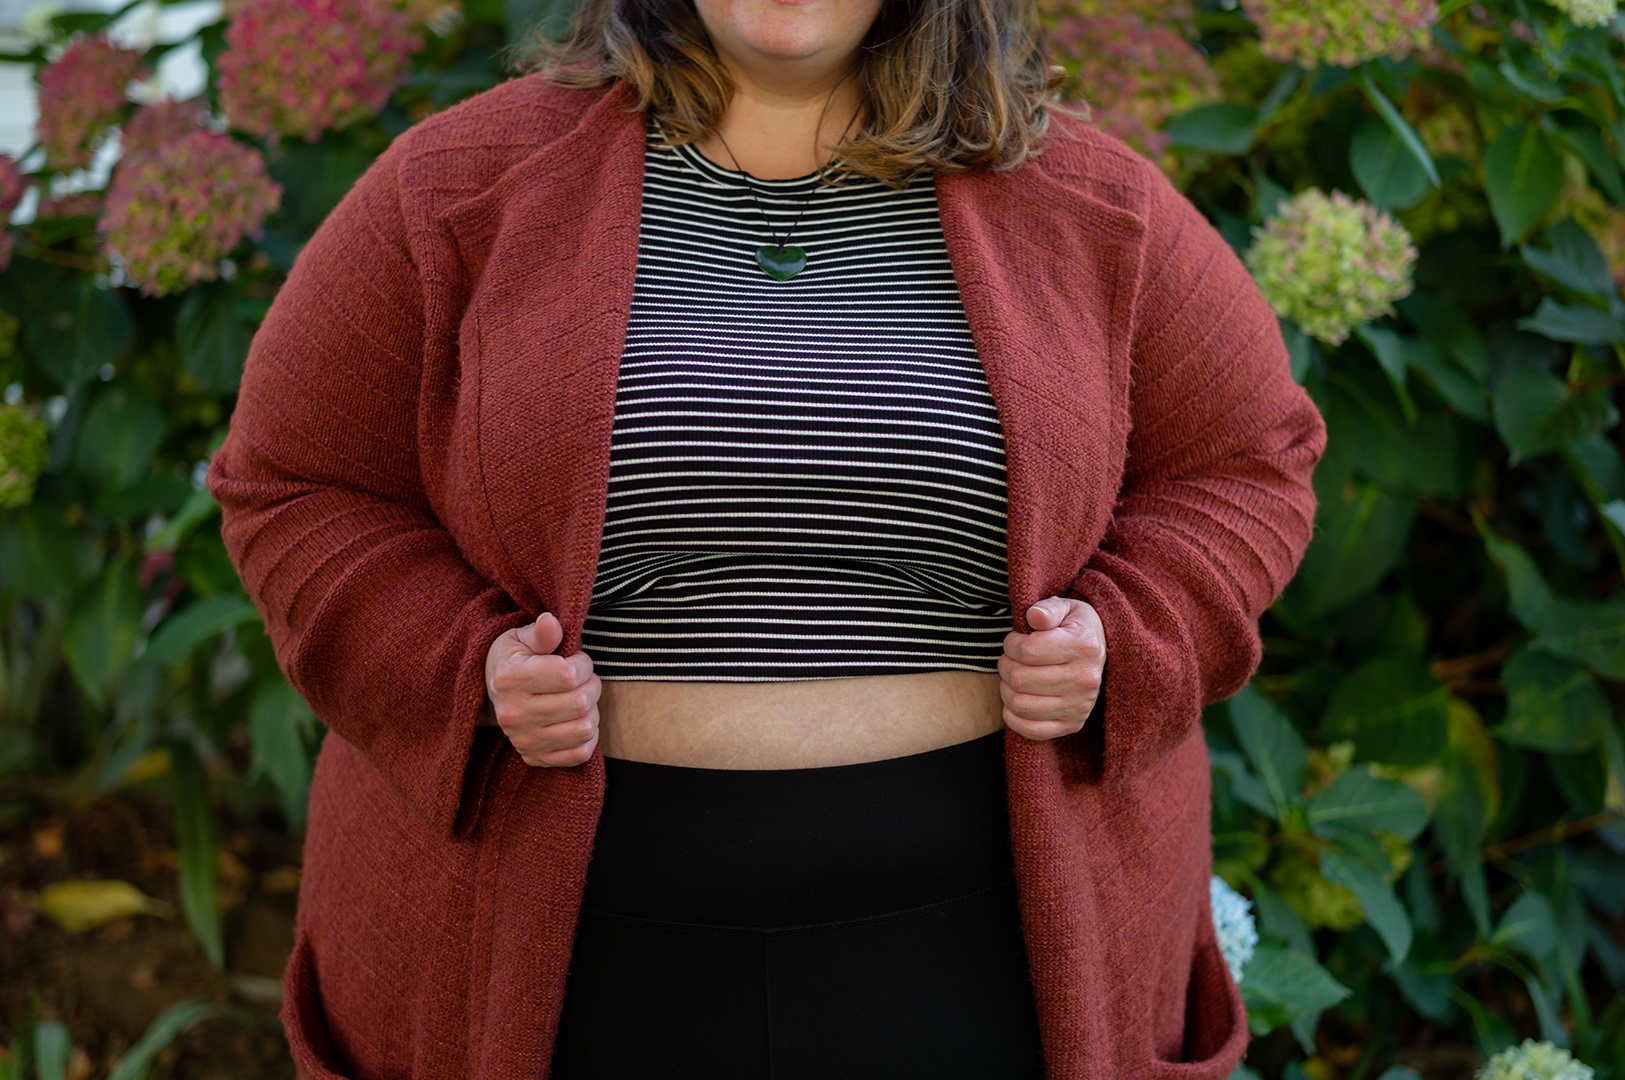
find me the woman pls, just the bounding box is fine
[208,0,1325,1069]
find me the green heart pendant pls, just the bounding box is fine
[755,244,807,281]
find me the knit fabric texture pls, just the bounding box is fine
[209,77,1325,1080]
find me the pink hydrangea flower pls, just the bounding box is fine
[218,0,420,142]
[1241,0,1438,69]
[122,97,205,157]
[100,130,282,297]
[36,34,146,171]
[1049,12,1221,159]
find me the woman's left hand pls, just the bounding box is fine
[999,597,1107,741]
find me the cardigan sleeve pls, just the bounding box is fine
[1065,165,1325,783]
[208,142,531,838]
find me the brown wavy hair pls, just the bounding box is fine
[511,0,1065,186]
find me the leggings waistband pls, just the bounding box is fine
[585,731,1013,928]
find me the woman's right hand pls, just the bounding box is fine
[483,613,601,767]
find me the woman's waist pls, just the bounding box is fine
[595,669,1004,769]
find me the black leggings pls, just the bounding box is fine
[549,732,1045,1079]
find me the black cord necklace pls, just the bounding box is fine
[709,83,854,283]
[713,129,818,281]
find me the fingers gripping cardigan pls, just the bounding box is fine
[208,77,1325,1080]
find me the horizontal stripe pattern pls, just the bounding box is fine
[581,130,1011,680]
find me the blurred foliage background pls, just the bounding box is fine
[0,0,1621,1077]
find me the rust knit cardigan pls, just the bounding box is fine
[208,75,1325,1080]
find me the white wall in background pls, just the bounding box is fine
[0,0,221,160]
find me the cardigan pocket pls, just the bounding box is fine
[1147,924,1250,1080]
[281,930,360,1080]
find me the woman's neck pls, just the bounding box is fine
[693,70,863,179]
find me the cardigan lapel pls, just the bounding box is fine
[937,165,1145,630]
[440,85,646,651]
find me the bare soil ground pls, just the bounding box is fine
[0,792,297,1078]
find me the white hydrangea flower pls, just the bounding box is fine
[1547,0,1617,27]
[1477,1040,1595,1080]
[1210,876,1258,985]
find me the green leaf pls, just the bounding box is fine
[1520,219,1619,299]
[6,264,135,391]
[1492,367,1620,464]
[33,1020,70,1080]
[1162,103,1259,154]
[1227,686,1305,820]
[0,506,83,599]
[74,381,167,490]
[1353,325,1413,416]
[1251,878,1314,956]
[1391,930,1453,1020]
[1483,123,1565,247]
[1405,339,1487,421]
[176,282,251,395]
[1495,646,1610,752]
[169,741,224,969]
[1548,115,1625,205]
[1240,945,1352,1019]
[269,135,375,239]
[143,594,261,665]
[62,555,142,708]
[249,680,316,829]
[1209,749,1277,818]
[1494,890,1558,959]
[107,1000,241,1080]
[1516,298,1625,345]
[1357,68,1440,188]
[146,487,220,553]
[1322,654,1450,767]
[1481,530,1625,677]
[1293,482,1415,614]
[1565,432,1625,501]
[1350,119,1432,210]
[1306,766,1430,840]
[1321,845,1413,962]
[1399,293,1488,382]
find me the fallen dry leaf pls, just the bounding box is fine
[37,879,171,934]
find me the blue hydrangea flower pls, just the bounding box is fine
[1477,1040,1594,1080]
[1210,876,1257,984]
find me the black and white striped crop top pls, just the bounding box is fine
[579,129,1012,680]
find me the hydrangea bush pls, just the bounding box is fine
[218,0,420,141]
[1478,1041,1597,1080]
[0,402,48,508]
[1245,189,1418,345]
[1544,0,1618,27]
[100,131,282,296]
[1048,10,1220,159]
[34,34,146,170]
[1209,876,1258,984]
[1238,0,1438,68]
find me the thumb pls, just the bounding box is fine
[1024,597,1072,632]
[514,612,564,657]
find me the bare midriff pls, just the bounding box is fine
[596,671,1006,769]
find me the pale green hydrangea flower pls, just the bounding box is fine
[1546,0,1617,27]
[1240,0,1437,68]
[0,403,49,509]
[1245,189,1417,346]
[1477,1040,1594,1080]
[1209,876,1257,984]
